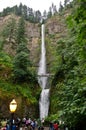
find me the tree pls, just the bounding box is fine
[28,8,34,22]
[43,10,47,20]
[13,42,31,83]
[13,16,31,83]
[34,10,41,23]
[47,7,52,18]
[59,1,64,12]
[16,17,26,44]
[17,3,23,16]
[51,3,57,15]
[13,17,36,83]
[64,0,70,6]
[51,0,86,129]
[22,5,28,20]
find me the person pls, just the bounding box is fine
[16,117,21,130]
[49,122,54,130]
[31,120,35,130]
[6,121,10,130]
[22,117,26,127]
[53,121,58,130]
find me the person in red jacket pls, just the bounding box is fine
[53,121,59,130]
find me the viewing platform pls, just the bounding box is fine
[37,74,54,77]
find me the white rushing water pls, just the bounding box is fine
[38,24,50,120]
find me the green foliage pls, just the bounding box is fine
[46,114,59,122]
[47,7,52,18]
[13,18,29,82]
[0,51,12,67]
[0,40,4,50]
[59,2,64,12]
[0,80,37,103]
[13,17,37,83]
[13,42,31,83]
[0,51,12,81]
[50,0,86,129]
[0,80,39,119]
[16,17,26,44]
[0,4,42,23]
[2,18,16,43]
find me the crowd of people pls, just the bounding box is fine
[0,117,60,130]
[49,121,59,130]
[0,117,39,130]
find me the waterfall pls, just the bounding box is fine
[38,24,50,120]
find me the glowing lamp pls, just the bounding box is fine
[9,99,17,113]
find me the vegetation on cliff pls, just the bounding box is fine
[49,0,86,129]
[0,0,86,129]
[0,15,40,118]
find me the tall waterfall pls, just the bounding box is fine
[38,24,50,120]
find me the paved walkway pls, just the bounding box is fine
[43,127,49,130]
[20,127,49,130]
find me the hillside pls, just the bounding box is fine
[0,14,41,118]
[0,10,69,118]
[0,14,40,63]
[0,1,86,129]
[0,11,69,77]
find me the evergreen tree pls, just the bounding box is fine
[34,10,41,23]
[43,10,47,19]
[16,17,26,44]
[13,42,31,83]
[13,17,33,83]
[47,7,52,18]
[18,3,23,16]
[51,3,57,15]
[22,5,28,20]
[28,8,34,22]
[59,1,64,12]
[64,0,70,6]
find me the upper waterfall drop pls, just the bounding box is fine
[38,24,47,89]
[38,24,50,120]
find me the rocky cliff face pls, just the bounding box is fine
[45,15,68,75]
[26,22,41,66]
[0,15,41,66]
[0,14,68,70]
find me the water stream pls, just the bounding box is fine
[38,24,50,120]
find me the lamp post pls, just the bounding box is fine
[9,99,17,130]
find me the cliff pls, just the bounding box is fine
[0,9,70,118]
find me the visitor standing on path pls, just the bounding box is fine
[53,121,59,130]
[49,122,54,130]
